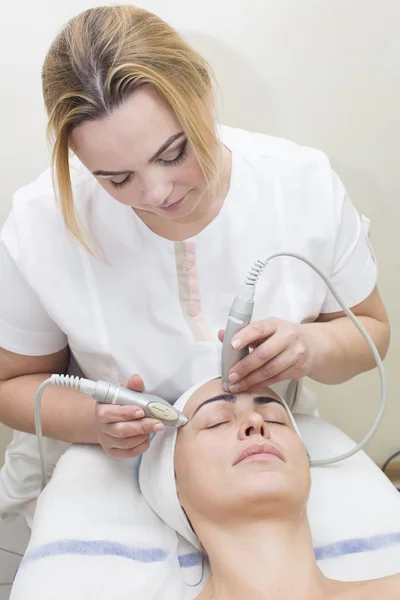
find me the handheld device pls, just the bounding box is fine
[220,252,386,468]
[221,291,254,391]
[34,375,188,489]
[86,379,188,427]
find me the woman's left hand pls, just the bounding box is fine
[218,318,315,392]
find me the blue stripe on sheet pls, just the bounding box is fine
[179,552,202,567]
[21,540,166,566]
[19,532,400,569]
[315,532,400,561]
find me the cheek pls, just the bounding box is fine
[287,438,311,494]
[175,437,230,505]
[97,180,143,208]
[176,154,206,187]
[96,180,125,203]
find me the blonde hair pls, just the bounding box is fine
[42,5,219,248]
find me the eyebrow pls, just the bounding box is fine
[192,394,286,417]
[92,131,185,177]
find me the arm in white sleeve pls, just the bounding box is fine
[301,172,389,384]
[0,241,67,356]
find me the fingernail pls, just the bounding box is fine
[154,423,165,432]
[230,384,240,393]
[229,372,239,383]
[135,409,145,418]
[232,339,241,349]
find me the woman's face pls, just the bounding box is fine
[175,379,310,528]
[70,85,210,222]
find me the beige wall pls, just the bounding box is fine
[1,0,399,466]
[0,427,12,466]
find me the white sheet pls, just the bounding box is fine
[10,416,400,599]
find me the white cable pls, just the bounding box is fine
[244,252,386,467]
[35,374,82,490]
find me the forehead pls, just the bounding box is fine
[185,379,286,416]
[70,85,180,167]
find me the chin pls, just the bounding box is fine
[242,469,292,498]
[161,205,195,220]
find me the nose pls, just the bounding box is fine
[239,411,270,440]
[141,175,173,207]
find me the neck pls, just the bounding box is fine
[198,514,331,600]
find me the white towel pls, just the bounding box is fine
[11,445,204,600]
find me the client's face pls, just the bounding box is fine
[175,379,310,528]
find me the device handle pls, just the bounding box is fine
[221,314,252,391]
[92,383,187,427]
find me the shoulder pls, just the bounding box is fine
[220,125,344,225]
[2,157,97,259]
[10,156,93,221]
[219,124,331,171]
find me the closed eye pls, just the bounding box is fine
[266,420,285,426]
[110,174,133,189]
[207,421,229,430]
[159,140,188,166]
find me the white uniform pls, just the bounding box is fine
[0,125,376,518]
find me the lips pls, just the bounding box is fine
[159,198,184,211]
[233,442,284,466]
[159,192,189,212]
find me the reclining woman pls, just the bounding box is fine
[140,378,399,600]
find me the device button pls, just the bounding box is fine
[148,402,176,421]
[228,315,244,325]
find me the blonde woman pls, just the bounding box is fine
[0,6,389,471]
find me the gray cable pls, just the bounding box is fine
[35,374,82,490]
[0,547,23,557]
[34,378,54,491]
[243,252,386,467]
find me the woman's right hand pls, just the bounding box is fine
[95,374,164,458]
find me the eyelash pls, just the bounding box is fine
[207,421,229,430]
[207,420,285,430]
[109,141,188,189]
[160,141,188,167]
